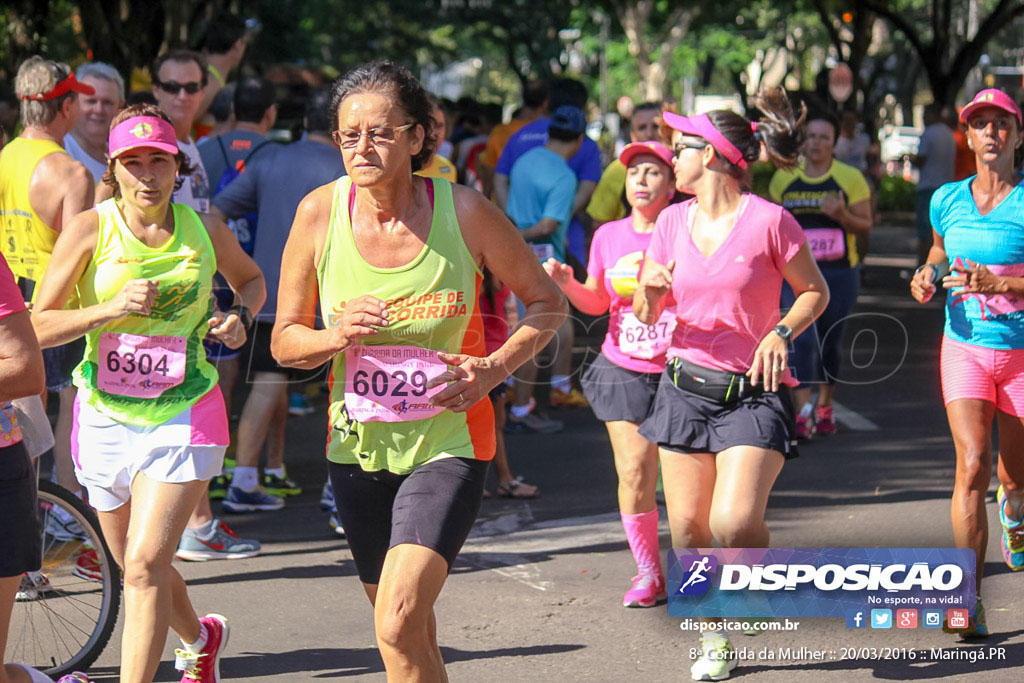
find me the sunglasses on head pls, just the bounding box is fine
[156,80,203,95]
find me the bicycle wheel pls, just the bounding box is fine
[5,479,121,678]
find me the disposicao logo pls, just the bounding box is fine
[667,548,975,619]
[676,555,717,596]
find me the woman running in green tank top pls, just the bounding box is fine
[31,104,265,683]
[273,62,566,679]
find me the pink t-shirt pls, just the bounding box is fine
[645,195,806,383]
[0,254,26,447]
[587,216,667,374]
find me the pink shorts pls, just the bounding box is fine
[940,336,1024,417]
[71,387,229,511]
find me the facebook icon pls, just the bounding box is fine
[845,610,866,629]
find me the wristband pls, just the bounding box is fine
[227,304,254,330]
[917,262,937,282]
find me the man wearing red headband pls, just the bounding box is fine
[0,55,96,537]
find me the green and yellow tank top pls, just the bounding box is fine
[318,176,495,474]
[0,137,67,293]
[73,198,218,426]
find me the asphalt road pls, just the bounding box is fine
[83,223,1022,681]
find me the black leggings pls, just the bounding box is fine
[329,457,489,584]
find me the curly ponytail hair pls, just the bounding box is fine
[705,86,806,179]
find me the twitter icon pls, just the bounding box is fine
[870,609,892,629]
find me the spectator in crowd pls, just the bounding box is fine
[211,87,346,518]
[416,96,457,183]
[505,105,587,433]
[199,75,277,212]
[494,77,601,268]
[478,80,547,198]
[910,103,956,264]
[194,12,249,136]
[944,105,976,182]
[586,101,662,228]
[63,62,125,188]
[833,110,871,172]
[199,83,237,142]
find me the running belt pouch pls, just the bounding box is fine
[11,394,54,459]
[669,357,757,404]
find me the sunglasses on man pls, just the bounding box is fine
[156,80,203,95]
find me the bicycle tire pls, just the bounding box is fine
[6,479,121,678]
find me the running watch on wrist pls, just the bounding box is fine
[772,324,793,342]
[227,305,254,330]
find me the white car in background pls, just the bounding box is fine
[879,126,921,163]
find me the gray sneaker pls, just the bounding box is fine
[175,519,261,561]
[504,410,563,434]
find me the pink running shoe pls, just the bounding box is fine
[795,414,815,439]
[623,573,666,608]
[56,674,90,683]
[176,614,229,682]
[815,405,837,436]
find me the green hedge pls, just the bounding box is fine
[878,175,916,212]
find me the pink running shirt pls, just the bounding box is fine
[587,216,666,374]
[645,195,806,383]
[0,254,27,447]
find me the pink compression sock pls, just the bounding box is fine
[621,509,663,578]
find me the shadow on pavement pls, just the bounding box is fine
[187,561,359,587]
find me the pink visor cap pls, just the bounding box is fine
[959,89,1023,128]
[662,110,751,169]
[108,116,179,160]
[619,141,675,170]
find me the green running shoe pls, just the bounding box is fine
[262,472,302,497]
[997,485,1024,570]
[690,635,737,681]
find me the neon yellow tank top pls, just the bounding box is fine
[318,176,495,474]
[73,199,218,426]
[0,137,66,290]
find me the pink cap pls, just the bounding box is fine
[108,116,179,160]
[619,141,675,171]
[959,89,1022,128]
[662,111,750,169]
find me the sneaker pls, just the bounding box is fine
[288,392,315,416]
[175,614,229,682]
[45,504,86,541]
[208,473,231,500]
[795,414,815,440]
[320,481,335,511]
[262,472,302,497]
[814,405,836,436]
[504,410,563,435]
[176,519,261,561]
[997,486,1024,570]
[56,674,90,683]
[328,508,346,538]
[623,572,666,608]
[16,572,52,601]
[72,545,103,583]
[943,597,989,639]
[222,485,285,513]
[690,634,737,681]
[549,386,589,408]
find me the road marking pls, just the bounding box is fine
[831,400,880,431]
